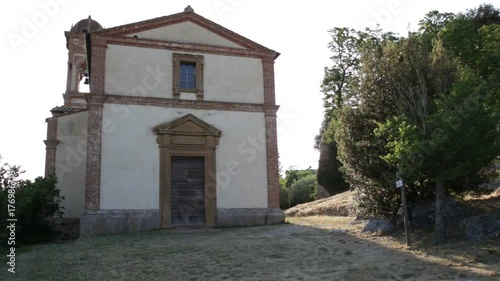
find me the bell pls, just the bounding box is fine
[84,77,89,85]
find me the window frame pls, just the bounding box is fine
[172,53,204,100]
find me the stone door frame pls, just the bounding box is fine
[154,114,220,228]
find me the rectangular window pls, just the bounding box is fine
[180,62,196,89]
[173,53,204,100]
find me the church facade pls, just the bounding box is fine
[44,6,283,237]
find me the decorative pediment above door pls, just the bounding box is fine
[154,114,221,148]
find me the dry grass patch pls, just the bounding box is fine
[285,191,354,217]
[1,216,498,281]
[290,216,499,280]
[460,190,500,217]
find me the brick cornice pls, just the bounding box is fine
[84,94,106,106]
[105,94,278,113]
[264,106,279,116]
[44,140,59,148]
[98,35,269,59]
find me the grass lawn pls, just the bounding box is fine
[2,216,499,281]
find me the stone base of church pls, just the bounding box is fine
[216,208,285,226]
[53,218,81,240]
[79,208,285,237]
[80,209,160,238]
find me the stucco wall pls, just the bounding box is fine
[105,45,173,98]
[100,104,268,210]
[104,45,264,104]
[128,21,244,49]
[204,54,264,103]
[55,111,88,218]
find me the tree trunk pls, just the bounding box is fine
[433,181,447,244]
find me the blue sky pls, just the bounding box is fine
[0,0,490,179]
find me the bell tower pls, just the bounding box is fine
[63,16,102,107]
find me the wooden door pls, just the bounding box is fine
[170,156,205,226]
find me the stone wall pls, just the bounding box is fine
[80,208,284,237]
[80,210,160,238]
[217,208,284,226]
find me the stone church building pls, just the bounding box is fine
[44,6,283,237]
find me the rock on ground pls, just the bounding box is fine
[461,215,500,241]
[361,218,394,236]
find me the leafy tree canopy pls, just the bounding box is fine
[320,4,500,243]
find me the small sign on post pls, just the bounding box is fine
[396,179,403,188]
[396,177,411,246]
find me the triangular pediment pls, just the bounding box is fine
[154,114,221,136]
[94,11,274,51]
[126,21,245,49]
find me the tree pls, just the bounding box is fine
[418,10,455,47]
[316,142,349,196]
[321,28,362,113]
[466,4,500,27]
[373,6,500,243]
[316,27,363,196]
[333,106,401,218]
[442,4,500,80]
[377,67,499,244]
[0,155,23,191]
[327,29,406,219]
[324,4,499,244]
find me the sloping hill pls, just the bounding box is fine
[284,191,354,217]
[284,188,500,218]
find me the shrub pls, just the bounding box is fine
[289,175,318,207]
[1,157,64,244]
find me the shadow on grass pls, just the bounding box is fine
[289,217,499,281]
[1,220,498,281]
[397,222,500,279]
[389,193,500,278]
